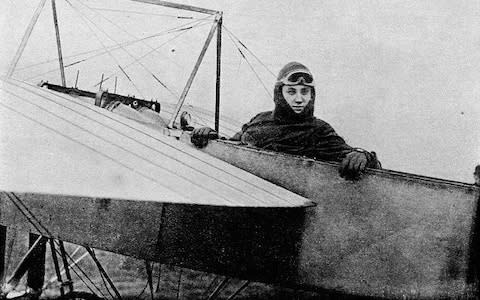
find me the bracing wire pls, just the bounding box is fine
[23,20,210,85]
[222,25,277,78]
[136,279,149,299]
[17,79,302,206]
[65,0,145,98]
[80,0,188,69]
[89,7,197,19]
[223,27,272,98]
[18,14,210,73]
[152,73,179,99]
[77,0,180,96]
[89,18,212,94]
[90,20,209,88]
[72,0,213,100]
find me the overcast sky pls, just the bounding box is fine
[1,0,479,182]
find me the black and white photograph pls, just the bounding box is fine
[0,1,479,299]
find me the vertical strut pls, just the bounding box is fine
[145,261,154,300]
[49,239,64,296]
[0,226,6,285]
[99,73,105,91]
[26,234,46,293]
[75,70,79,88]
[58,241,73,293]
[175,268,182,300]
[214,14,222,133]
[168,15,221,129]
[51,0,66,86]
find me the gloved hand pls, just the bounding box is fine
[191,127,218,148]
[339,150,369,180]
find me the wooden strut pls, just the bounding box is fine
[214,14,222,133]
[168,13,222,129]
[51,0,66,87]
[99,73,105,91]
[0,226,6,286]
[2,235,47,294]
[145,261,154,300]
[49,239,65,296]
[58,241,73,292]
[6,0,48,77]
[155,263,162,292]
[175,268,182,300]
[85,247,122,300]
[75,70,80,88]
[131,0,219,15]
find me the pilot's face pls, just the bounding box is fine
[282,85,312,114]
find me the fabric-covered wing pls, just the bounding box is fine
[0,77,310,208]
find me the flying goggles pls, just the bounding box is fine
[277,70,315,87]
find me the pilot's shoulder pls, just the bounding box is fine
[246,111,273,123]
[252,111,273,120]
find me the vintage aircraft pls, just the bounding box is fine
[0,0,479,299]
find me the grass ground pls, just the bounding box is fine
[6,241,325,300]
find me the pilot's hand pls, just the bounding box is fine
[191,127,218,148]
[339,151,368,180]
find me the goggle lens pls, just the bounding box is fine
[278,71,314,86]
[287,72,313,84]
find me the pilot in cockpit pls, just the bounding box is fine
[191,61,381,179]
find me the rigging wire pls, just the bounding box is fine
[222,25,277,78]
[91,19,210,88]
[65,0,145,98]
[77,0,183,91]
[3,192,106,299]
[23,20,210,85]
[152,73,179,99]
[72,0,214,100]
[90,27,195,90]
[89,7,196,19]
[136,279,149,299]
[90,18,212,98]
[18,79,301,206]
[18,14,210,73]
[223,28,272,98]
[73,0,210,98]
